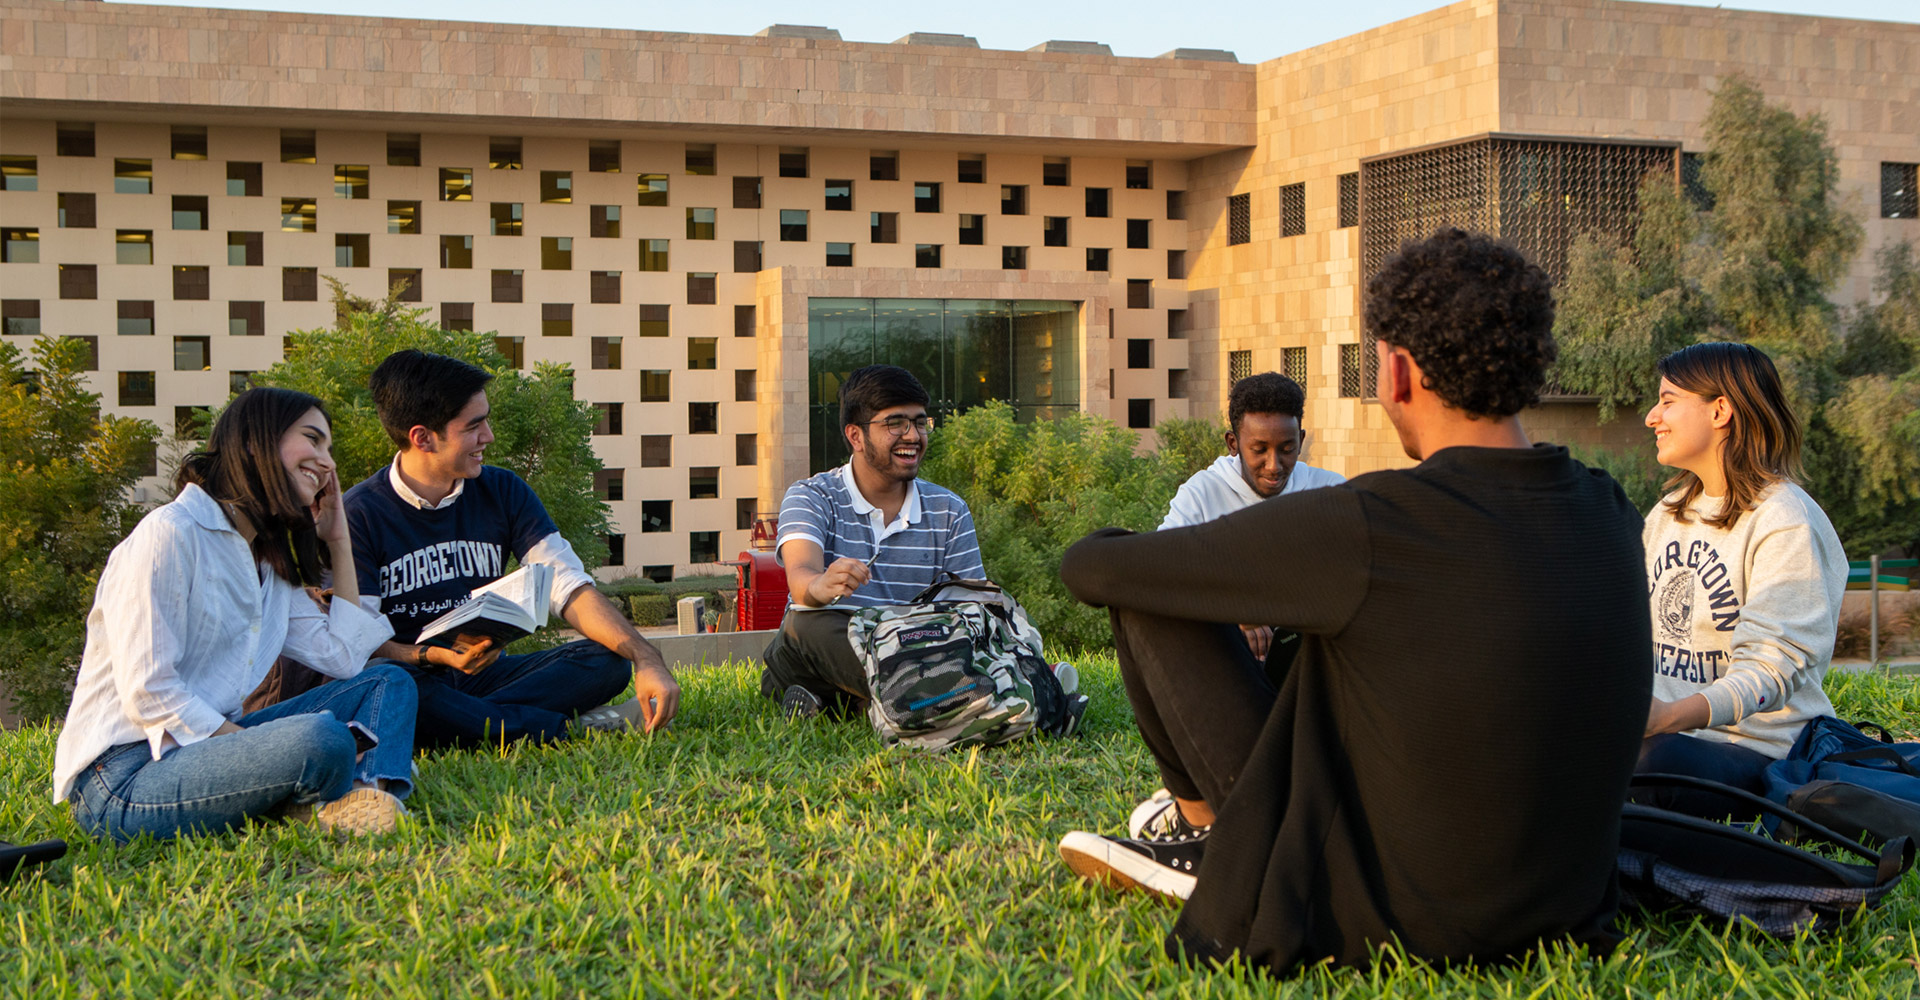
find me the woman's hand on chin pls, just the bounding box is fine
[312,468,349,544]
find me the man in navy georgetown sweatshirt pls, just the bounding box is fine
[343,350,680,749]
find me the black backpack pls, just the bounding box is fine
[1618,774,1913,937]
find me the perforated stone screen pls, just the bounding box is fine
[1360,135,1677,339]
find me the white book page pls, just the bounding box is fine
[470,563,553,623]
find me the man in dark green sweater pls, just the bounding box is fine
[1056,228,1650,975]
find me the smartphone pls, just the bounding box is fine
[345,721,380,754]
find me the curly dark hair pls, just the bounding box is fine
[1227,372,1305,431]
[1364,227,1557,418]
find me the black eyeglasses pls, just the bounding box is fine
[864,415,935,436]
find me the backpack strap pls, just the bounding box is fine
[907,572,1005,605]
[1633,772,1915,878]
[1822,747,1920,778]
[1850,720,1896,745]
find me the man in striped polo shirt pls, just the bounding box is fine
[759,365,987,718]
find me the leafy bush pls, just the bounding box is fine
[601,574,737,601]
[921,402,1221,654]
[1570,444,1666,517]
[602,574,736,627]
[1553,77,1920,556]
[251,280,613,565]
[0,338,160,720]
[627,594,673,627]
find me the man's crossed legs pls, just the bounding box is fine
[1059,607,1277,900]
[404,639,632,750]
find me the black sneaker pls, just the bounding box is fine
[1128,790,1212,842]
[1055,693,1090,737]
[0,840,67,883]
[780,684,824,720]
[1057,828,1204,901]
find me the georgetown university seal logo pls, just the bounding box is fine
[1656,570,1694,643]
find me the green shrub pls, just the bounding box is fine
[627,594,672,627]
[920,402,1221,654]
[0,338,160,720]
[1552,78,1920,555]
[252,280,613,566]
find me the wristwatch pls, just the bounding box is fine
[413,644,428,667]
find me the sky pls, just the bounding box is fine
[110,0,1920,65]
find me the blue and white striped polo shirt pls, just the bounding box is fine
[776,464,986,608]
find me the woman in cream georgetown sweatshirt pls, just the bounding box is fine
[1636,342,1847,816]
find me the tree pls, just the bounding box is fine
[0,337,159,720]
[1554,77,1919,553]
[921,403,1218,652]
[251,280,613,565]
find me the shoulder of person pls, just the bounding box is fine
[914,478,964,504]
[141,489,210,539]
[916,479,975,517]
[1180,457,1236,490]
[782,469,841,506]
[475,464,533,494]
[341,467,394,509]
[1338,464,1416,493]
[1291,464,1346,489]
[1748,481,1842,540]
[114,487,224,567]
[1751,480,1816,518]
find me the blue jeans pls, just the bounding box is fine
[1632,732,1775,820]
[404,639,630,750]
[70,663,417,844]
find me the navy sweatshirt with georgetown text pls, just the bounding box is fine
[343,465,558,644]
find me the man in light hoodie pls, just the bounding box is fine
[1159,372,1343,665]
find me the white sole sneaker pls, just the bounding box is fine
[1127,787,1175,839]
[1052,662,1079,696]
[1057,830,1198,901]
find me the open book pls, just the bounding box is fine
[414,563,553,650]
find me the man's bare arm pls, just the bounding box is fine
[781,538,869,607]
[560,586,680,732]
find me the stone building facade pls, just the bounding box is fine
[2,0,1916,578]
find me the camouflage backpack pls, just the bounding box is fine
[846,576,1073,751]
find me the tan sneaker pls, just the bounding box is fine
[288,786,406,836]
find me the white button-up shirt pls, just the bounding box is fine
[52,484,394,803]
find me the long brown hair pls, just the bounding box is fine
[1656,342,1802,530]
[175,387,330,585]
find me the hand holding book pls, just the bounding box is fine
[413,564,554,668]
[434,635,498,674]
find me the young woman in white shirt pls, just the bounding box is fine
[1636,342,1848,816]
[53,388,414,841]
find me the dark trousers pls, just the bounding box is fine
[1112,607,1278,804]
[758,609,868,717]
[1632,732,1775,820]
[404,639,630,751]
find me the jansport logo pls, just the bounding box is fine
[900,626,950,643]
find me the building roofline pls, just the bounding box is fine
[0,0,1258,154]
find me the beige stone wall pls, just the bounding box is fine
[0,0,1255,155]
[4,0,1917,575]
[1187,0,1920,480]
[0,115,1182,577]
[1188,0,1505,478]
[1496,0,1920,307]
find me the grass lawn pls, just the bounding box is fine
[6,657,1920,999]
